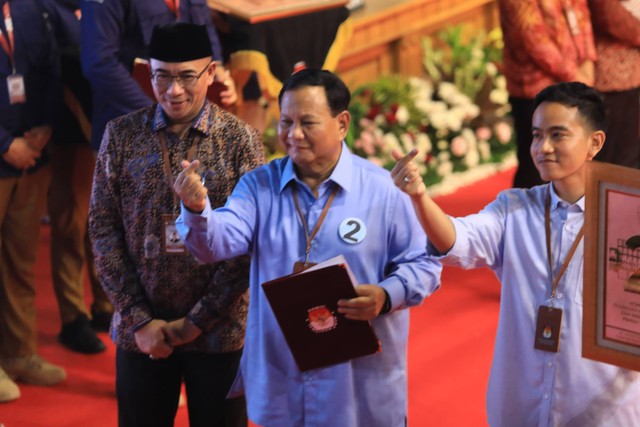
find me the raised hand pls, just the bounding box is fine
[390,148,427,197]
[214,65,238,107]
[174,159,208,213]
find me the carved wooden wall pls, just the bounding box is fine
[337,0,499,88]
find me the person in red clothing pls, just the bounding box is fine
[498,0,596,188]
[589,0,640,169]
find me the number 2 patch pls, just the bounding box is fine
[338,217,367,244]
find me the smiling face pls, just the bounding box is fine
[277,86,350,183]
[531,101,604,201]
[150,57,214,128]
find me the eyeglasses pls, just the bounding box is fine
[150,62,211,89]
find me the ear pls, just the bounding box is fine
[587,130,605,160]
[205,61,216,87]
[337,110,351,140]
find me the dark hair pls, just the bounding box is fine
[533,82,607,132]
[278,69,351,116]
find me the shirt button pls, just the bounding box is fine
[556,293,564,300]
[544,393,549,400]
[547,361,553,367]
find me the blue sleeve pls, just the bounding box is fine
[378,191,442,311]
[176,174,257,264]
[80,0,151,115]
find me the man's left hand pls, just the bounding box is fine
[162,317,202,347]
[337,284,387,321]
[24,125,52,152]
[214,65,238,107]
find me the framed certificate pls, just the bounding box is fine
[583,161,640,371]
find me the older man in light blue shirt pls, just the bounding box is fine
[174,69,441,426]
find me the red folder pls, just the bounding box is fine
[261,256,381,371]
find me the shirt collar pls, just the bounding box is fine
[150,100,212,136]
[279,141,353,194]
[549,183,585,212]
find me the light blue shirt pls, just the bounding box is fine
[433,183,640,427]
[177,143,441,426]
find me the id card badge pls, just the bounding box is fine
[292,261,317,274]
[163,214,186,255]
[534,306,563,352]
[7,74,26,104]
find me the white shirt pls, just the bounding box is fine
[432,183,640,427]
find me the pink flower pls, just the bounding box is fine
[475,126,492,141]
[450,136,468,157]
[357,131,376,156]
[494,121,512,145]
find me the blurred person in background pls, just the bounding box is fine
[498,0,596,188]
[589,0,640,169]
[0,0,65,403]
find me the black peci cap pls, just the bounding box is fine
[148,22,213,62]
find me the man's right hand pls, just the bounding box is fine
[174,159,208,213]
[390,148,427,198]
[2,137,40,169]
[134,319,174,359]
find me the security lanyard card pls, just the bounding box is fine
[7,74,25,104]
[163,214,186,255]
[534,306,563,353]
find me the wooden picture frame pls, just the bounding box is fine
[583,161,640,371]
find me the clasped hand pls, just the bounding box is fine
[2,126,52,170]
[135,318,202,359]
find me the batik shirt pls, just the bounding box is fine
[499,0,596,98]
[89,100,265,353]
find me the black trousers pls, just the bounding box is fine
[510,96,545,189]
[595,88,640,169]
[116,348,246,427]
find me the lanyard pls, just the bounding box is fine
[164,0,180,19]
[544,187,584,302]
[0,2,15,72]
[293,184,338,266]
[158,130,201,212]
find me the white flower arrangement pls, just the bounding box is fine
[346,25,515,193]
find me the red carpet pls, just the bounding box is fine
[0,168,513,427]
